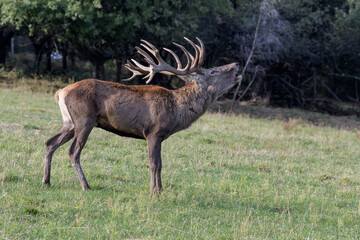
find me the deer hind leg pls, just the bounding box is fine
[68,118,95,190]
[44,89,75,185]
[43,123,74,185]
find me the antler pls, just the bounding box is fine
[123,37,205,84]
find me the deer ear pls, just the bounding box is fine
[178,75,192,83]
[196,68,205,75]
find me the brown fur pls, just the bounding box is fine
[43,62,240,192]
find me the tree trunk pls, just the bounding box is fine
[60,42,69,73]
[0,43,6,66]
[114,59,122,82]
[263,81,273,106]
[62,49,68,72]
[32,39,45,74]
[33,44,43,74]
[92,58,105,80]
[0,29,14,66]
[46,40,52,72]
[251,76,264,100]
[31,36,52,74]
[70,51,76,69]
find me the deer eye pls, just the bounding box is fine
[210,70,219,75]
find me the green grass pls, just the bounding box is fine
[0,87,359,239]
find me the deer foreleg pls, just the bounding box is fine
[147,137,162,193]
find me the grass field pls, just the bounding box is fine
[0,87,359,239]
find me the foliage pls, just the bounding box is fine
[256,0,293,64]
[240,0,360,107]
[1,88,360,238]
[0,25,13,65]
[0,0,360,107]
[0,0,232,79]
[332,0,360,72]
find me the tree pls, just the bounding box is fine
[239,0,293,103]
[0,3,14,66]
[274,0,353,104]
[201,0,293,104]
[0,0,238,80]
[329,0,360,101]
[0,25,13,66]
[63,0,229,80]
[0,0,61,72]
[332,0,360,71]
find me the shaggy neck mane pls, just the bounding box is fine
[172,82,213,131]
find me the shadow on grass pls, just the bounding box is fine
[209,100,360,130]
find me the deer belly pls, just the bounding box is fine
[96,115,145,139]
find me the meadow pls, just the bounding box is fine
[0,86,359,239]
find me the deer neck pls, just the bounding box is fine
[173,81,215,130]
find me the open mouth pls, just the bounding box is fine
[235,74,242,83]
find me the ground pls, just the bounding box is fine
[0,87,359,239]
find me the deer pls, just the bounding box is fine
[43,37,241,193]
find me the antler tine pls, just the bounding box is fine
[172,42,191,72]
[140,39,157,51]
[140,39,162,59]
[135,46,156,65]
[196,37,205,67]
[144,72,155,84]
[131,59,150,72]
[122,72,139,81]
[124,60,146,73]
[184,37,199,69]
[163,47,182,69]
[123,63,143,81]
[128,59,156,84]
[139,43,156,61]
[141,39,174,68]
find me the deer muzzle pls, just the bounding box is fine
[235,74,242,83]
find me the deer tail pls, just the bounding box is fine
[54,89,62,103]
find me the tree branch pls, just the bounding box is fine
[332,73,360,81]
[238,70,258,100]
[319,79,342,102]
[231,13,262,106]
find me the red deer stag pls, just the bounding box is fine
[43,37,241,192]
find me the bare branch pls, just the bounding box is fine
[231,13,262,106]
[332,73,360,81]
[319,79,342,103]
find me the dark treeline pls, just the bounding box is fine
[0,0,359,109]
